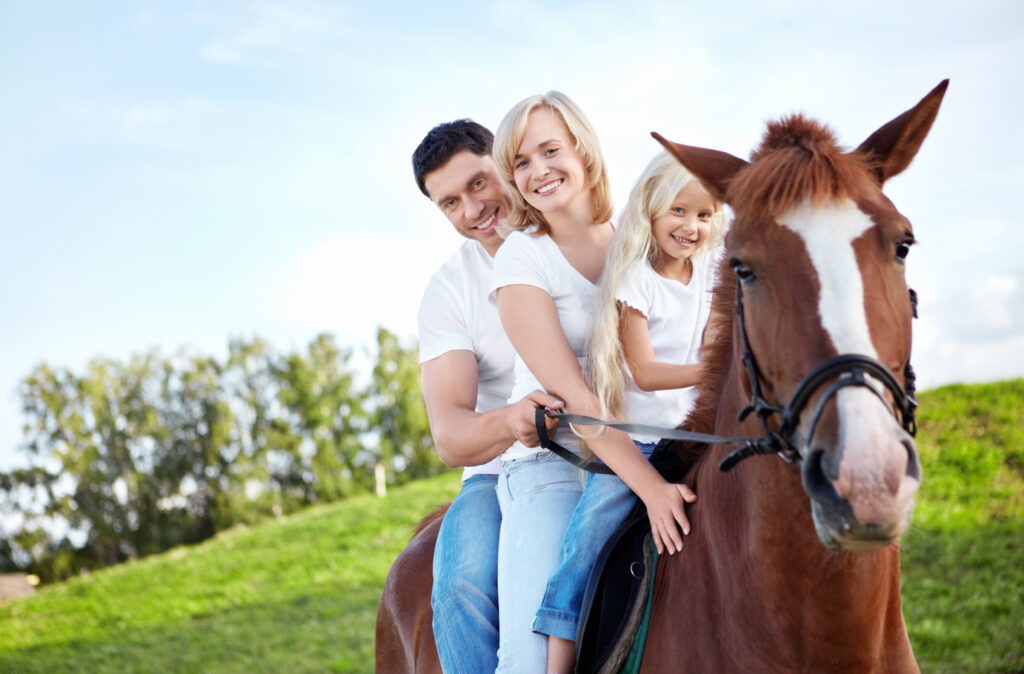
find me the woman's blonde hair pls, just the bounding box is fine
[493,91,613,235]
[587,151,728,421]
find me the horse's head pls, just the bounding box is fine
[655,81,948,550]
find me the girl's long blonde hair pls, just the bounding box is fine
[492,91,614,235]
[587,151,728,421]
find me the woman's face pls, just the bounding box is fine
[512,107,589,216]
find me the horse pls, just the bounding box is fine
[374,80,947,673]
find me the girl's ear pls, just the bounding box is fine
[651,133,747,205]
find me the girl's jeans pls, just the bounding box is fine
[533,442,657,640]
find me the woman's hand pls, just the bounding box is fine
[642,481,697,555]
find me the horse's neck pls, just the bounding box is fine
[674,370,911,668]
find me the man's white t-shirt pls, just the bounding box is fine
[490,229,598,461]
[616,249,720,442]
[418,240,515,480]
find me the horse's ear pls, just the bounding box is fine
[651,132,748,204]
[855,79,949,185]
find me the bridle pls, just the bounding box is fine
[536,277,919,475]
[720,276,919,471]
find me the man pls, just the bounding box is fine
[412,119,561,672]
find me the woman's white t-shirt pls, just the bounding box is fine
[616,249,720,442]
[418,240,514,480]
[490,229,599,461]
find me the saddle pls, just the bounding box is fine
[575,442,688,674]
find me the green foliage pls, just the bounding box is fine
[0,330,429,582]
[0,380,1019,673]
[370,328,442,485]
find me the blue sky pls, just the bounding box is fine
[1,0,1022,469]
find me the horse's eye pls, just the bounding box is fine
[895,239,913,263]
[731,260,756,283]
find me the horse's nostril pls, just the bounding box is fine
[802,449,844,505]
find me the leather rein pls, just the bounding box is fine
[536,277,919,475]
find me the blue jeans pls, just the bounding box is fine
[431,474,501,674]
[496,452,584,673]
[533,442,657,641]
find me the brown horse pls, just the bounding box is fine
[375,81,947,673]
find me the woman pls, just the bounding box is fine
[488,92,695,672]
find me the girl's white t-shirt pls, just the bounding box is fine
[616,249,720,442]
[490,229,599,461]
[418,239,514,480]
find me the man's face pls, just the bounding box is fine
[424,150,512,255]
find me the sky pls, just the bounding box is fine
[1,0,1022,470]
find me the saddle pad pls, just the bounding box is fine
[576,507,659,673]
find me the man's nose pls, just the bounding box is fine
[464,194,484,220]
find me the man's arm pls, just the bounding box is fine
[421,349,562,468]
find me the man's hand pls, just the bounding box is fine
[506,391,563,447]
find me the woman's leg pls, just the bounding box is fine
[496,453,584,673]
[431,474,501,674]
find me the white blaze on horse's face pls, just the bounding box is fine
[780,197,920,547]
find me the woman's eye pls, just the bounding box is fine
[545,147,557,156]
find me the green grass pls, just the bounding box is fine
[0,472,462,673]
[1,380,1021,673]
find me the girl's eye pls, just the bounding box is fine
[671,207,685,215]
[699,212,713,220]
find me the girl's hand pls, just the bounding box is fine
[642,481,697,555]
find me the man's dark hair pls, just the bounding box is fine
[412,119,494,197]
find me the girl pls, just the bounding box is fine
[489,93,699,672]
[537,150,728,673]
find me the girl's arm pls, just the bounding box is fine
[619,305,703,391]
[497,284,695,555]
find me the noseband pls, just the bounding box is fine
[720,278,919,471]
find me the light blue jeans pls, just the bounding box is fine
[533,442,657,641]
[495,451,584,673]
[431,473,501,674]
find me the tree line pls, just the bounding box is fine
[0,328,438,582]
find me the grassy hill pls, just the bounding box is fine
[1,379,1021,673]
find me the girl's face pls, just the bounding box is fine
[651,180,715,264]
[512,107,589,215]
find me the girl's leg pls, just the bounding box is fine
[496,453,584,674]
[431,474,501,674]
[535,443,658,666]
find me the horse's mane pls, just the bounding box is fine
[412,502,450,537]
[674,256,736,467]
[728,114,872,217]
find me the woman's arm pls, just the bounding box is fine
[496,284,695,554]
[619,305,703,391]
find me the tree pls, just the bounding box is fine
[370,328,441,484]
